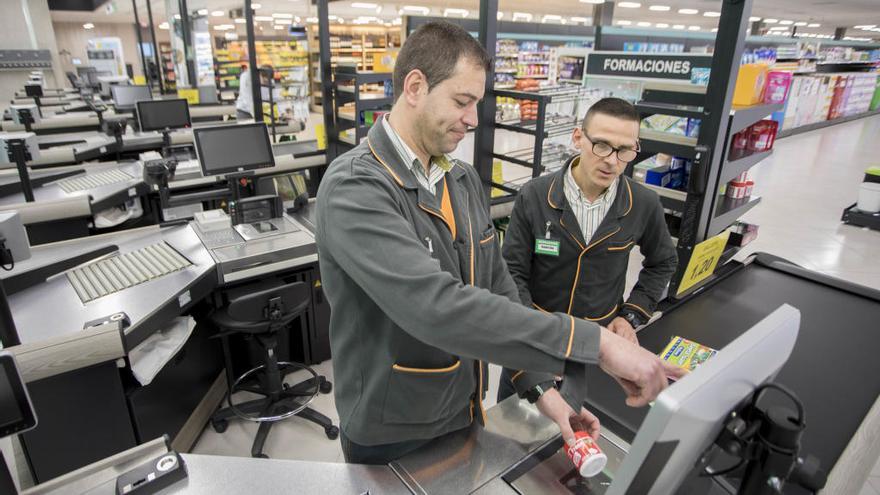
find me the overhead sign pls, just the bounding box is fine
[586,52,712,81]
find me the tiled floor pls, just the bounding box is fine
[193,114,880,490]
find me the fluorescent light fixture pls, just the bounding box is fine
[513,12,533,21]
[352,2,378,8]
[497,11,504,19]
[580,0,605,4]
[637,21,651,27]
[402,5,430,15]
[703,11,720,17]
[854,25,875,29]
[571,16,590,23]
[763,18,778,23]
[211,10,224,17]
[672,24,685,29]
[655,22,669,28]
[618,2,641,8]
[779,20,793,25]
[793,21,807,26]
[616,20,632,25]
[306,17,318,23]
[688,25,700,30]
[328,14,338,19]
[159,22,170,29]
[274,25,285,29]
[254,16,274,21]
[807,23,820,28]
[678,8,698,14]
[769,26,788,30]
[214,24,234,30]
[273,13,293,18]
[251,3,262,9]
[393,17,402,24]
[197,9,208,15]
[234,18,246,23]
[749,16,761,22]
[83,22,94,29]
[444,8,468,17]
[711,28,718,32]
[274,19,292,24]
[542,14,562,23]
[649,5,670,11]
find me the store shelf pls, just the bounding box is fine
[729,102,785,134]
[817,60,878,65]
[777,108,880,139]
[638,129,699,159]
[721,149,772,184]
[496,54,519,58]
[636,101,704,119]
[558,78,583,85]
[520,62,551,65]
[644,183,687,211]
[709,195,761,236]
[494,84,516,89]
[495,70,518,74]
[777,56,818,61]
[515,75,549,79]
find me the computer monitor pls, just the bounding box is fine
[111,84,152,111]
[605,304,800,495]
[0,351,37,439]
[193,123,275,177]
[136,99,191,132]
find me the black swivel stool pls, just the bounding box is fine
[209,280,338,458]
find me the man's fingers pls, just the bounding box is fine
[662,361,690,380]
[558,418,577,446]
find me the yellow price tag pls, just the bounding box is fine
[133,75,147,85]
[177,88,200,105]
[314,123,327,151]
[676,230,730,296]
[491,160,504,198]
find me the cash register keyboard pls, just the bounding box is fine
[56,169,133,193]
[67,242,192,303]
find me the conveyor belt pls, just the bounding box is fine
[56,169,133,193]
[66,242,192,303]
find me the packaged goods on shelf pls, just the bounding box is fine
[733,64,769,106]
[764,72,793,104]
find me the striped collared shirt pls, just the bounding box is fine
[563,158,618,244]
[382,115,453,195]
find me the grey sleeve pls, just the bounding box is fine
[501,190,536,308]
[625,195,678,319]
[318,172,601,378]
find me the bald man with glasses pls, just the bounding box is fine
[497,97,678,405]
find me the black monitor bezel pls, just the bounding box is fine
[0,353,37,439]
[193,122,276,177]
[111,84,151,110]
[136,98,192,132]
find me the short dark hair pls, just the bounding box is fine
[393,21,491,102]
[582,97,640,131]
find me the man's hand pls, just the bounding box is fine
[598,327,689,407]
[607,316,638,344]
[535,387,601,446]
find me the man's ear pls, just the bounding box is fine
[572,127,583,151]
[402,69,428,107]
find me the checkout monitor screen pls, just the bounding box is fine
[111,84,152,110]
[0,352,36,438]
[194,123,275,177]
[136,99,191,132]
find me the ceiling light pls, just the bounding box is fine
[711,28,718,32]
[234,18,245,23]
[763,18,778,24]
[779,20,794,25]
[688,25,700,31]
[807,23,820,28]
[749,16,761,22]
[616,20,632,25]
[655,22,669,28]
[251,3,262,9]
[497,11,504,19]
[254,16,274,21]
[571,16,590,23]
[274,19,292,24]
[769,26,788,30]
[402,5,430,15]
[83,22,94,29]
[274,25,285,30]
[793,21,807,26]
[444,8,468,17]
[513,12,533,21]
[703,11,720,17]
[393,17,402,25]
[273,13,293,18]
[542,14,562,23]
[637,21,651,27]
[306,17,318,23]
[853,25,875,29]
[672,24,685,29]
[678,8,698,14]
[352,2,377,8]
[211,10,224,17]
[197,9,207,15]
[579,0,605,4]
[649,5,670,11]
[618,2,641,8]
[159,22,170,29]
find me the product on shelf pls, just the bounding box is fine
[733,64,769,106]
[730,119,778,156]
[763,71,793,104]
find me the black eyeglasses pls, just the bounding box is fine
[583,134,640,162]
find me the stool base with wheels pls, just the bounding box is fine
[209,280,338,458]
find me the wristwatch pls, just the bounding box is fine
[523,381,555,404]
[619,309,646,329]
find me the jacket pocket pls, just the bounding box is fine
[607,238,635,253]
[478,226,496,247]
[382,360,464,425]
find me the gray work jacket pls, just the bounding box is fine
[501,155,678,395]
[315,118,603,446]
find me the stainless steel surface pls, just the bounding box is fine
[66,241,192,303]
[0,161,142,207]
[233,216,299,241]
[56,168,132,193]
[391,395,559,494]
[2,225,215,347]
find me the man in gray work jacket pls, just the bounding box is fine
[497,98,678,403]
[316,22,685,465]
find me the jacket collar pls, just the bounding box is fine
[366,114,467,190]
[547,154,634,220]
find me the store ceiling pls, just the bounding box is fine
[50,0,880,42]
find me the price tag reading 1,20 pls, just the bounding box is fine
[676,230,730,297]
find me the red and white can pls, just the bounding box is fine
[566,431,608,478]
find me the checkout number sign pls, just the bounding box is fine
[676,231,730,297]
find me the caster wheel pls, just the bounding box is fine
[211,419,228,433]
[319,380,332,394]
[325,425,339,440]
[254,453,269,459]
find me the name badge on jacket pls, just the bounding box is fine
[535,238,560,256]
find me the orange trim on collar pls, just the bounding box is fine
[547,175,561,209]
[440,176,457,240]
[623,178,633,216]
[366,138,404,187]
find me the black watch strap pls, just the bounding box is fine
[620,308,646,328]
[523,380,556,404]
